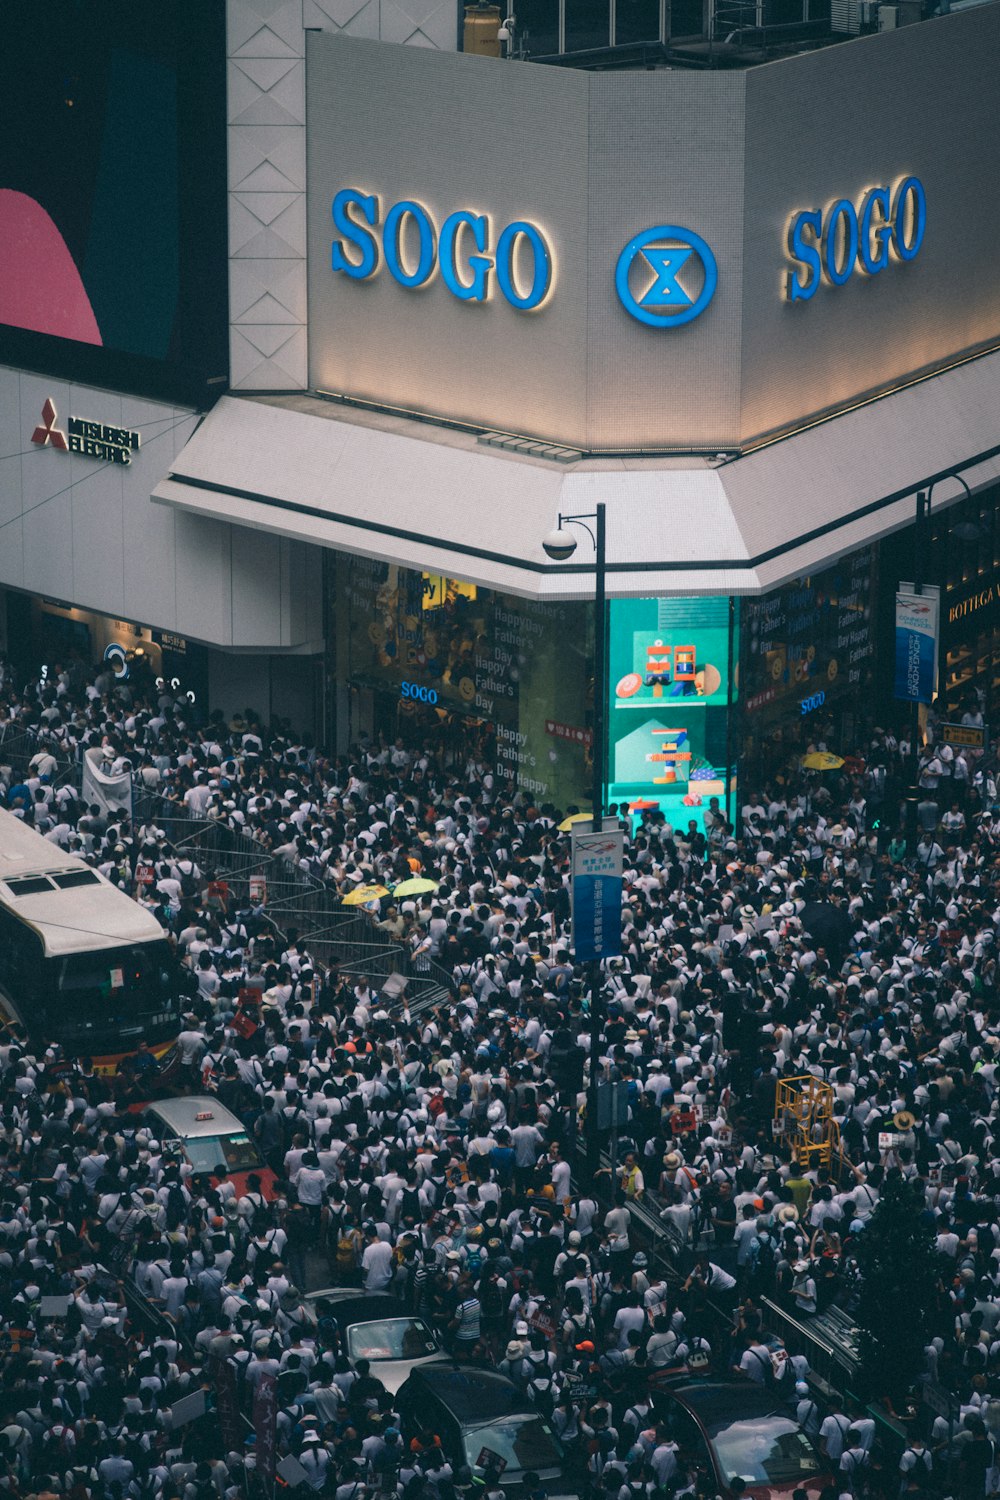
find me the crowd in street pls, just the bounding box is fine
[1,654,1000,1500]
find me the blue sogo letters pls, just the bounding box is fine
[331,188,553,311]
[785,176,926,302]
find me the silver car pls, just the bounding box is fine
[304,1290,442,1393]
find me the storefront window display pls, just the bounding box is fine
[876,486,999,727]
[739,545,878,778]
[933,487,1000,720]
[606,596,737,836]
[345,557,591,807]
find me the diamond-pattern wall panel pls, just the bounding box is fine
[229,58,306,125]
[228,2,306,390]
[228,0,456,390]
[231,327,309,388]
[230,193,306,258]
[229,0,303,56]
[379,0,457,45]
[231,259,309,323]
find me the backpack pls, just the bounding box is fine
[165,1183,188,1230]
[528,1373,556,1419]
[177,860,199,900]
[479,1279,504,1320]
[400,1186,422,1223]
[337,1229,361,1270]
[41,1424,75,1467]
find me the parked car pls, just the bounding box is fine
[142,1096,277,1199]
[304,1290,442,1392]
[650,1382,834,1500]
[396,1364,571,1494]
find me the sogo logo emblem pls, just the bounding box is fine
[615,225,718,329]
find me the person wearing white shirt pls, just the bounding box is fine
[361,1229,394,1291]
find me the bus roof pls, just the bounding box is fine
[0,809,166,956]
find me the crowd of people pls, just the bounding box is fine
[1,654,1000,1500]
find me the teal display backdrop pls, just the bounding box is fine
[607,596,736,836]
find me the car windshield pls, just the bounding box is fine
[708,1414,823,1486]
[346,1318,438,1361]
[464,1417,563,1475]
[182,1132,260,1175]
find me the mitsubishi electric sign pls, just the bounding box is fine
[306,19,1000,452]
[30,398,142,466]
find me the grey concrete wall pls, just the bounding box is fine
[585,69,745,450]
[740,7,1000,443]
[306,40,593,447]
[305,6,1000,451]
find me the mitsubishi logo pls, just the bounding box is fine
[28,400,142,466]
[31,397,68,451]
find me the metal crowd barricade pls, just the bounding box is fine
[0,723,453,1010]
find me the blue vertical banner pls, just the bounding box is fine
[572,829,624,962]
[894,587,939,704]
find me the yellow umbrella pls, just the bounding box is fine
[800,751,845,771]
[557,812,597,832]
[392,877,440,896]
[342,883,390,906]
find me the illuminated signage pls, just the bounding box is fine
[939,721,987,750]
[30,397,141,466]
[800,689,826,716]
[331,188,554,311]
[615,225,718,328]
[607,596,735,838]
[784,177,926,303]
[948,585,994,623]
[401,680,439,703]
[103,643,130,680]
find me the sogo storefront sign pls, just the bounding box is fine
[784,176,926,303]
[331,188,554,310]
[329,173,926,322]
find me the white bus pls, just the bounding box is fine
[0,808,180,1070]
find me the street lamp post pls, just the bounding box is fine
[542,503,607,1176]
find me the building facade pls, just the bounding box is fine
[2,0,999,820]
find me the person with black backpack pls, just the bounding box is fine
[172,853,202,901]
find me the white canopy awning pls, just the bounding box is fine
[152,348,1000,600]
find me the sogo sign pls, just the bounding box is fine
[328,174,926,318]
[784,176,926,303]
[331,188,554,311]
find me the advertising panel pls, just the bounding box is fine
[606,596,735,835]
[894,586,940,705]
[347,558,590,807]
[741,547,877,722]
[571,828,624,962]
[0,1,227,404]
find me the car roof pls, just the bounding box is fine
[408,1365,533,1424]
[305,1291,418,1319]
[147,1096,245,1139]
[664,1382,793,1430]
